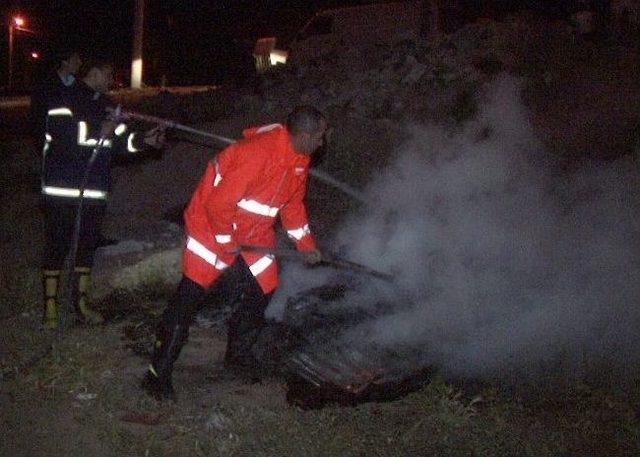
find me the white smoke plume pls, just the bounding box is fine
[271,75,640,380]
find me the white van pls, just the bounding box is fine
[254,1,428,71]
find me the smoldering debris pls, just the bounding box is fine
[284,313,434,408]
[259,275,431,408]
[271,75,640,386]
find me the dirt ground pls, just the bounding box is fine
[2,22,640,457]
[2,296,640,457]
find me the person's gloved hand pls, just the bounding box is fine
[143,126,166,149]
[303,248,322,266]
[99,120,118,137]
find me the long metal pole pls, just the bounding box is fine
[239,244,394,281]
[131,0,144,88]
[108,107,369,204]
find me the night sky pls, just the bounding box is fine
[1,1,608,87]
[1,0,390,86]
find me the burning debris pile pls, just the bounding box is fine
[280,280,433,409]
[190,262,432,409]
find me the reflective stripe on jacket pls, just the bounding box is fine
[41,82,142,202]
[184,124,316,274]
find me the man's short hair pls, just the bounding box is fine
[286,106,326,135]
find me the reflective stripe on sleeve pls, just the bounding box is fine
[43,134,52,154]
[127,133,139,152]
[287,224,311,241]
[48,107,73,116]
[114,123,127,136]
[42,186,107,199]
[186,236,229,270]
[215,234,232,244]
[237,199,279,217]
[249,255,274,276]
[78,122,112,147]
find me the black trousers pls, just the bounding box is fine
[162,257,272,363]
[42,199,105,270]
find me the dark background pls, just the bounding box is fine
[0,1,611,89]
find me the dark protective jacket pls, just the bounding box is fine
[30,71,77,147]
[41,81,145,203]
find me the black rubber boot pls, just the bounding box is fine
[141,322,188,402]
[141,276,205,402]
[223,282,273,380]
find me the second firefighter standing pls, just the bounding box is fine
[40,59,165,329]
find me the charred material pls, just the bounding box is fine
[172,266,433,408]
[286,365,434,409]
[280,280,433,409]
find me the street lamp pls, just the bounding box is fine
[8,15,36,90]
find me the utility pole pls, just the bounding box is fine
[8,21,15,89]
[429,0,441,38]
[131,0,144,88]
[7,16,35,90]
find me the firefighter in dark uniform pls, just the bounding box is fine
[30,46,83,152]
[41,60,165,329]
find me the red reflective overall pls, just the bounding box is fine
[182,124,316,294]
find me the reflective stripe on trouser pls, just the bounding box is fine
[182,243,279,294]
[241,251,278,294]
[182,237,231,289]
[182,247,230,289]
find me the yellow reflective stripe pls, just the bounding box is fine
[287,224,311,241]
[215,234,232,244]
[249,255,274,276]
[127,133,139,152]
[48,107,73,116]
[186,236,229,270]
[43,133,52,153]
[78,122,112,147]
[78,138,112,147]
[42,186,107,199]
[78,122,90,145]
[237,199,279,217]
[114,123,127,136]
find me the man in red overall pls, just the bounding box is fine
[143,106,327,401]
